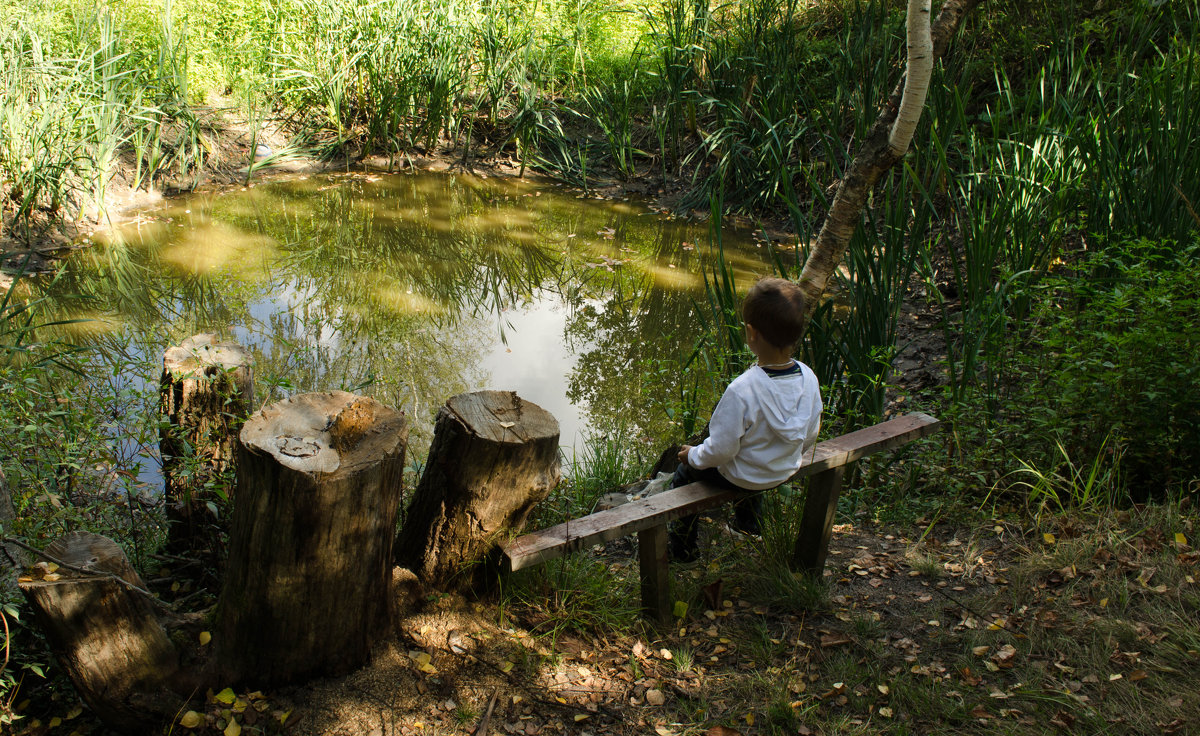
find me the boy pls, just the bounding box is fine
[669,276,822,562]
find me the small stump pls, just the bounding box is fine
[159,334,254,553]
[395,390,560,593]
[19,532,180,733]
[216,391,408,686]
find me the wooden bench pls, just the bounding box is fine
[501,412,942,624]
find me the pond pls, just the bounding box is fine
[45,170,779,475]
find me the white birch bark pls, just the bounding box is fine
[795,0,983,327]
[889,0,935,155]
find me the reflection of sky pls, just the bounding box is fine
[475,293,596,453]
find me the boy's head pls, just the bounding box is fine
[742,277,807,350]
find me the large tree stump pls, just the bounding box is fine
[159,334,254,553]
[18,532,180,734]
[395,390,560,593]
[216,391,408,686]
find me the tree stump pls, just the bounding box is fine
[160,334,254,553]
[216,391,408,687]
[395,390,560,593]
[18,532,180,734]
[0,467,25,594]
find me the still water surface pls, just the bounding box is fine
[49,171,777,464]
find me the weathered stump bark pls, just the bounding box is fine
[159,334,254,553]
[18,532,180,734]
[216,391,408,687]
[395,390,560,593]
[0,468,25,594]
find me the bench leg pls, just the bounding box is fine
[638,525,672,626]
[791,466,847,577]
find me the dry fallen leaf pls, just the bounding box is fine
[179,711,203,729]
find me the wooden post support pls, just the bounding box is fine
[160,333,253,553]
[395,391,560,593]
[638,525,672,626]
[216,391,408,687]
[791,466,848,576]
[19,532,181,734]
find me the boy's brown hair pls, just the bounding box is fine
[742,277,807,349]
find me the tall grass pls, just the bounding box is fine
[0,2,212,236]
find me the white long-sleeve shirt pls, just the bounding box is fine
[687,361,822,490]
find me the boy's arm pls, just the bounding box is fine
[684,391,746,469]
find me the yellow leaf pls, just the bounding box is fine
[199,631,212,646]
[213,688,236,705]
[413,651,432,666]
[276,710,291,724]
[224,718,241,736]
[673,601,688,618]
[879,707,894,718]
[500,661,514,673]
[1099,597,1108,607]
[745,712,755,726]
[1176,533,1188,547]
[418,662,437,674]
[179,711,203,729]
[66,706,82,720]
[877,684,890,695]
[574,714,589,722]
[1043,533,1056,545]
[49,717,62,727]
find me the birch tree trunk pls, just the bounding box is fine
[795,0,984,328]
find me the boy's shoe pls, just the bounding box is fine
[730,516,761,537]
[669,534,700,564]
[724,521,762,542]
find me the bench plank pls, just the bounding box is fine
[503,412,941,572]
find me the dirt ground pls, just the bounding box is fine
[166,519,1009,736]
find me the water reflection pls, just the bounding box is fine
[46,171,771,459]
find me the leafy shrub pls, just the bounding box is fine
[1012,239,1200,497]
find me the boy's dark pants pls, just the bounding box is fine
[668,463,763,554]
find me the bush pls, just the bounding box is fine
[1011,239,1200,498]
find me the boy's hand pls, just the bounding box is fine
[677,445,693,465]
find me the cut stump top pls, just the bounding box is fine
[240,391,407,476]
[163,333,253,378]
[443,390,558,444]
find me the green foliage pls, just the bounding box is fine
[1012,240,1200,497]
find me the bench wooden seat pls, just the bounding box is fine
[501,412,942,624]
